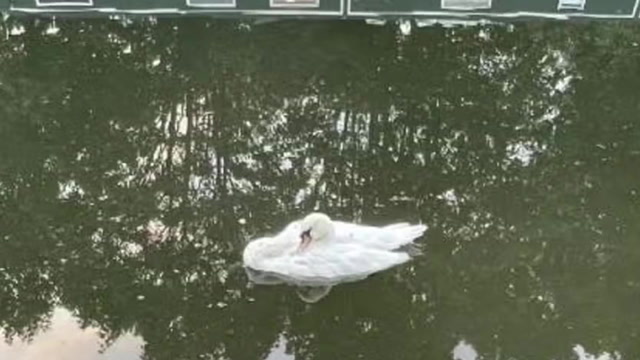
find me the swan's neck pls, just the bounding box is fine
[316,226,335,243]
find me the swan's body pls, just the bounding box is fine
[243,213,427,290]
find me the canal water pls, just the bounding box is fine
[0,19,639,360]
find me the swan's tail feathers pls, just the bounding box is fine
[381,223,428,252]
[397,242,424,257]
[396,224,428,242]
[384,222,410,230]
[394,224,427,256]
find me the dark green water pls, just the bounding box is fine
[0,18,639,360]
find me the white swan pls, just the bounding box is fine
[243,213,427,300]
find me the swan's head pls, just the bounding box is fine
[299,212,334,250]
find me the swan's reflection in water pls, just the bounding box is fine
[295,286,333,303]
[245,267,333,303]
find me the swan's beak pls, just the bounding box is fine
[298,230,312,251]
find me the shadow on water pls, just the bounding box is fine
[0,17,639,360]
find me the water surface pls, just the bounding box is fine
[0,19,639,360]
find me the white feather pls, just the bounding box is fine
[243,215,427,287]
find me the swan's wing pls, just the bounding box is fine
[251,243,411,286]
[333,221,427,251]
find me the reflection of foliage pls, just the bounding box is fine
[0,17,638,360]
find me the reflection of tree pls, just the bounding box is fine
[0,17,638,360]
